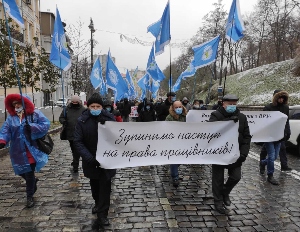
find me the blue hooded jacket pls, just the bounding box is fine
[0,94,50,175]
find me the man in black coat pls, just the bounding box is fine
[139,101,156,122]
[59,95,85,173]
[119,97,132,122]
[74,93,116,229]
[259,90,291,185]
[155,92,176,121]
[209,94,251,214]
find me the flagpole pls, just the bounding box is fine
[208,65,215,105]
[1,0,27,117]
[223,1,236,97]
[169,45,172,94]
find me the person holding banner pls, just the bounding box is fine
[209,94,251,214]
[0,94,50,208]
[156,92,176,121]
[139,101,156,122]
[165,100,188,187]
[73,93,116,229]
[259,90,290,185]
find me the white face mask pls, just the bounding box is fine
[15,106,23,113]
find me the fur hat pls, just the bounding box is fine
[87,93,103,107]
[71,95,80,103]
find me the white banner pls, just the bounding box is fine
[129,106,138,117]
[186,110,287,142]
[97,121,240,169]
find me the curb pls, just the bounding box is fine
[0,126,62,159]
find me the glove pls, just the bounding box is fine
[0,143,5,149]
[97,116,106,125]
[237,154,247,163]
[285,133,290,141]
[89,158,100,167]
[229,116,239,123]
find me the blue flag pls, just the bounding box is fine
[106,51,128,101]
[172,74,183,92]
[50,8,71,71]
[137,73,150,92]
[125,70,135,98]
[3,0,24,28]
[146,45,166,82]
[226,0,245,43]
[140,90,146,101]
[147,0,171,55]
[181,61,196,80]
[193,35,220,69]
[150,78,160,99]
[90,57,107,96]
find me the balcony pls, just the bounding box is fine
[10,28,24,43]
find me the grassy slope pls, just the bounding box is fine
[197,59,300,105]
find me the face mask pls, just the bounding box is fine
[106,107,112,112]
[146,106,150,110]
[175,108,183,115]
[193,105,199,108]
[226,105,236,113]
[90,109,102,116]
[171,97,176,102]
[71,103,79,107]
[15,106,23,113]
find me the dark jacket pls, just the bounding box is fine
[73,109,116,180]
[209,107,251,168]
[263,91,290,140]
[119,101,132,117]
[59,103,85,140]
[139,104,156,122]
[156,99,172,121]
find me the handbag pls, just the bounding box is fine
[60,125,67,140]
[36,134,54,155]
[29,114,54,155]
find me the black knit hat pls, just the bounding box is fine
[87,93,103,106]
[167,92,176,97]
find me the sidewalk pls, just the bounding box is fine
[0,133,300,231]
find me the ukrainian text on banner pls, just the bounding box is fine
[186,110,287,142]
[96,121,239,169]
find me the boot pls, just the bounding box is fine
[34,178,39,194]
[172,178,179,187]
[259,161,266,174]
[214,202,226,214]
[26,197,34,208]
[223,194,231,206]
[267,174,279,185]
[281,166,292,172]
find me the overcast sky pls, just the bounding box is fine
[40,0,255,73]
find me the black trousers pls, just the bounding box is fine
[260,141,287,167]
[89,175,112,218]
[20,163,36,198]
[69,140,80,168]
[212,165,241,204]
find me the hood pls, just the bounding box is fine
[168,105,187,120]
[182,97,189,102]
[272,91,289,106]
[5,94,35,116]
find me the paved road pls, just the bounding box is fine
[0,134,300,231]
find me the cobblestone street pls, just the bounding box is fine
[1,132,300,231]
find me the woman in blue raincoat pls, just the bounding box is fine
[0,94,50,208]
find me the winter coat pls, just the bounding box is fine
[156,99,173,121]
[59,103,85,140]
[165,105,187,122]
[0,94,50,175]
[263,91,290,141]
[139,104,156,122]
[209,107,251,168]
[182,103,192,112]
[119,101,132,117]
[73,109,116,180]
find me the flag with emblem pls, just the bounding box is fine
[106,51,128,101]
[3,0,24,28]
[193,35,220,69]
[172,74,183,92]
[146,45,166,81]
[50,8,71,71]
[90,57,106,95]
[226,0,245,43]
[150,78,160,99]
[137,73,150,92]
[181,61,196,80]
[125,70,135,98]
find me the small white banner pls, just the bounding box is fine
[97,121,240,169]
[129,106,138,117]
[186,110,287,142]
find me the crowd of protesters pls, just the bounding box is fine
[0,89,292,229]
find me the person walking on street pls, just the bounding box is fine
[139,101,156,122]
[103,100,122,122]
[59,95,85,173]
[165,100,187,187]
[119,97,132,122]
[209,94,251,214]
[156,92,176,121]
[260,90,291,185]
[74,93,116,230]
[0,94,50,208]
[182,97,192,112]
